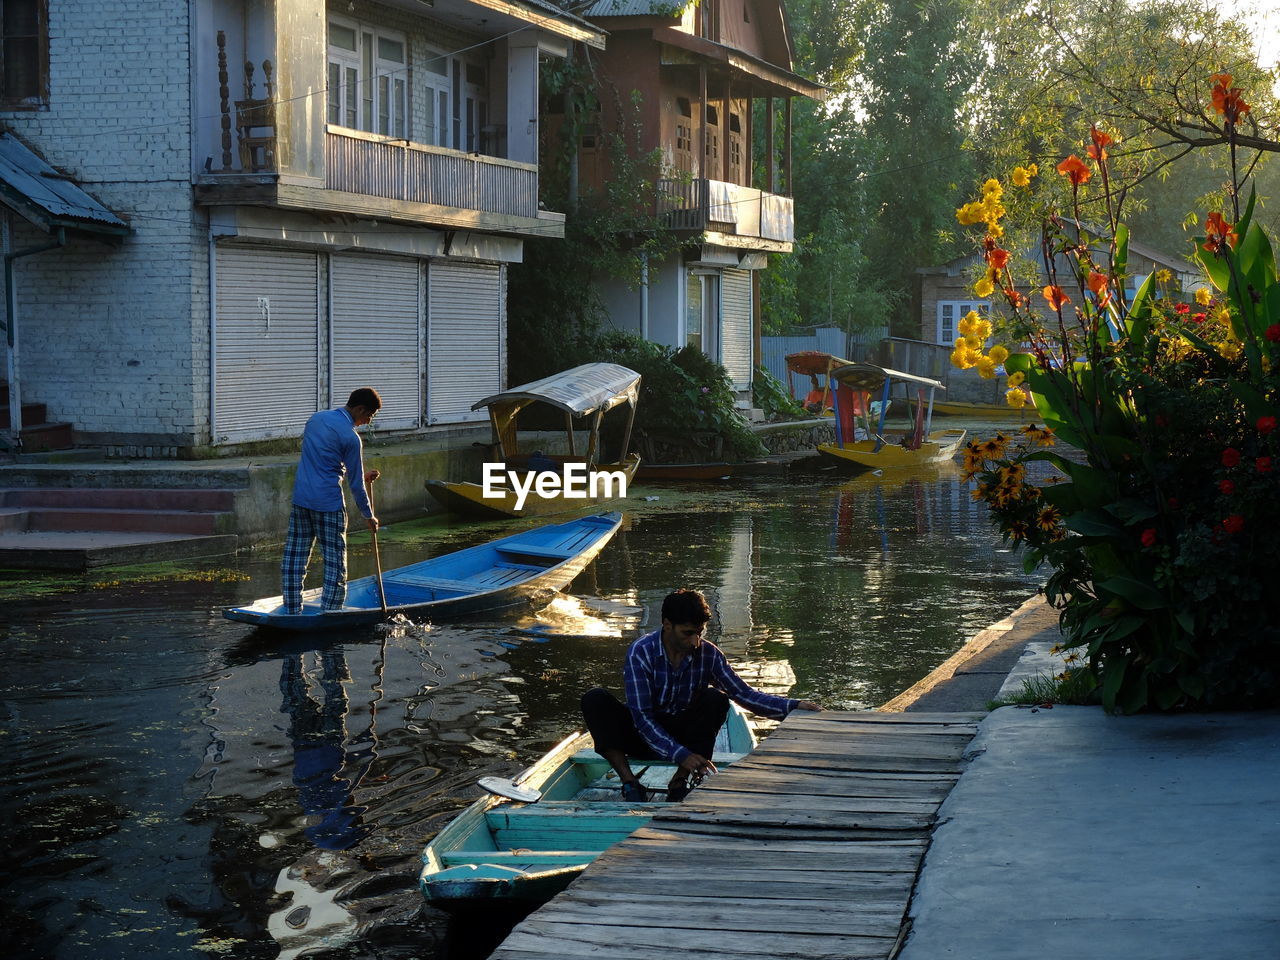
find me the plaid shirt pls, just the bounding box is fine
[624,629,799,763]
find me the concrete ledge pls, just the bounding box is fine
[0,532,239,571]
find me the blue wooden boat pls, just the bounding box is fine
[223,512,623,631]
[419,704,757,912]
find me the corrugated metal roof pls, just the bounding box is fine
[515,0,600,29]
[583,0,690,17]
[472,362,641,416]
[0,131,128,232]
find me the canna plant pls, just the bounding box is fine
[955,75,1280,713]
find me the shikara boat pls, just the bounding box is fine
[419,704,757,911]
[222,513,622,631]
[785,349,841,415]
[426,363,641,519]
[912,398,1028,419]
[816,361,966,471]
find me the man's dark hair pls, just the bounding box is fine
[347,387,382,412]
[661,589,712,626]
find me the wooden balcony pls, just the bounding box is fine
[324,128,538,219]
[196,128,556,236]
[657,178,794,248]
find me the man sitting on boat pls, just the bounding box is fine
[581,589,821,802]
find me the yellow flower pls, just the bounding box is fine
[982,178,1003,200]
[1035,506,1062,531]
[1028,163,1038,177]
[1006,370,1025,387]
[951,347,975,370]
[1195,287,1213,306]
[988,344,1010,364]
[956,201,985,226]
[987,222,1005,239]
[974,276,995,298]
[1155,268,1173,284]
[1219,340,1243,361]
[958,310,981,336]
[1020,424,1056,447]
[972,317,993,340]
[964,335,984,351]
[1010,165,1034,187]
[976,357,999,379]
[1215,305,1232,324]
[1006,387,1029,409]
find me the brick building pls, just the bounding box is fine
[0,0,603,456]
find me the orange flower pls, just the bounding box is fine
[1203,211,1239,254]
[1087,126,1112,161]
[1210,73,1251,126]
[988,247,1010,270]
[1042,285,1071,310]
[1056,154,1091,186]
[1086,271,1111,306]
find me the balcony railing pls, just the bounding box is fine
[325,128,539,219]
[657,178,794,243]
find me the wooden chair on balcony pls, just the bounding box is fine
[236,60,277,173]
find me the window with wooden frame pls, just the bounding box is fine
[327,17,407,139]
[728,112,742,182]
[1,0,48,108]
[674,97,693,173]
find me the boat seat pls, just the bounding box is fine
[381,574,476,593]
[495,544,572,560]
[439,851,596,866]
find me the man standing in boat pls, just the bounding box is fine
[582,589,821,802]
[281,387,382,614]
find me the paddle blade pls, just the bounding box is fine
[478,776,542,803]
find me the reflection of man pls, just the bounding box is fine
[280,651,367,850]
[581,590,821,802]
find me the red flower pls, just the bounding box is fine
[1203,212,1239,254]
[1087,126,1113,161]
[1056,155,1091,186]
[987,247,1010,270]
[1210,73,1251,126]
[1191,312,1206,324]
[1166,497,1180,510]
[1258,416,1276,435]
[1140,528,1157,548]
[1174,302,1190,315]
[1222,447,1241,468]
[1266,324,1280,342]
[1257,456,1273,474]
[1219,479,1235,495]
[1222,514,1246,535]
[1042,285,1071,310]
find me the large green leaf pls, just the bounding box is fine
[1106,498,1158,524]
[1066,509,1126,537]
[1096,575,1167,611]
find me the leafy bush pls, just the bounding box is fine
[753,365,809,419]
[956,77,1280,712]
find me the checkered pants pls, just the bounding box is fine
[281,504,348,613]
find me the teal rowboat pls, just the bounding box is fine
[419,704,757,911]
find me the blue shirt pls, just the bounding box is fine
[623,628,799,763]
[291,407,373,517]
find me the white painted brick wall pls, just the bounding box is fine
[0,1,206,448]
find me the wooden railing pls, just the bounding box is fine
[656,178,794,242]
[325,128,539,219]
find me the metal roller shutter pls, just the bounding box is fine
[426,260,504,424]
[214,245,320,444]
[721,267,753,389]
[331,253,422,430]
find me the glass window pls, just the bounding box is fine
[327,20,408,140]
[1,0,47,106]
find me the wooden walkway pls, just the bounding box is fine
[489,711,982,960]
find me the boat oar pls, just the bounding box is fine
[478,774,542,803]
[365,477,388,616]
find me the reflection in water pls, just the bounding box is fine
[0,471,1042,959]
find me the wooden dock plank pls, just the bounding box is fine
[489,710,980,960]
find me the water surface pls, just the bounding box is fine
[0,466,1042,959]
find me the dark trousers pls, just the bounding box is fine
[581,686,730,763]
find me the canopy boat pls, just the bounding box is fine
[785,350,841,416]
[816,361,966,471]
[223,513,622,631]
[420,704,756,912]
[426,363,641,519]
[911,397,1028,419]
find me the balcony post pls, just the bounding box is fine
[722,76,731,183]
[698,64,707,180]
[783,97,793,197]
[764,96,774,193]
